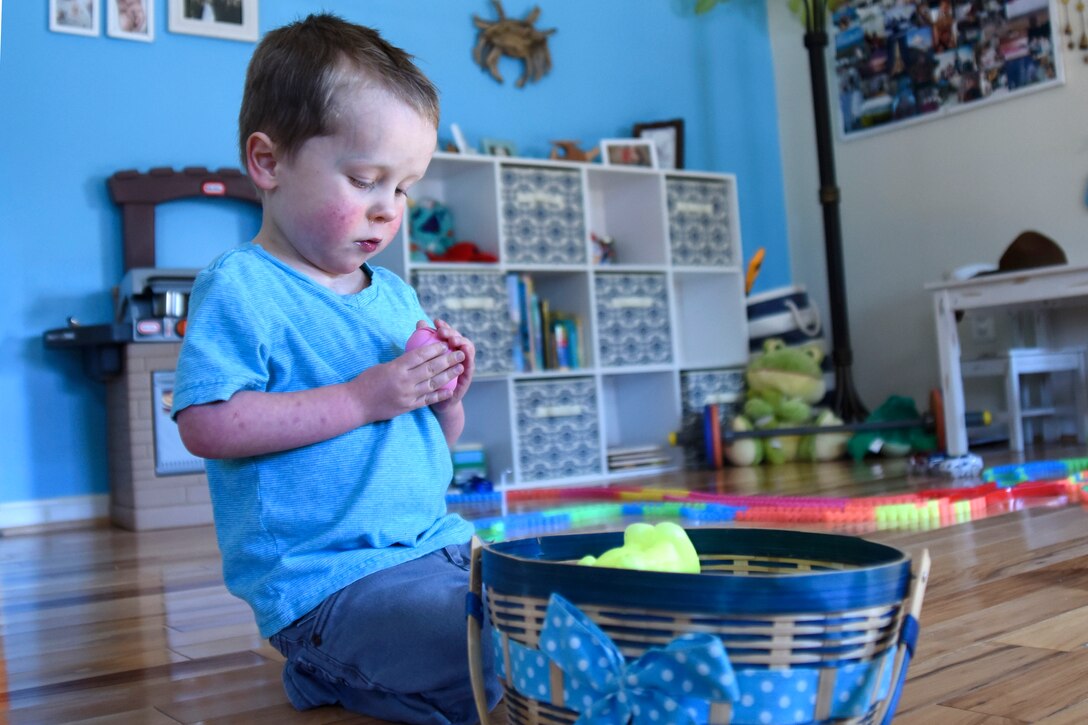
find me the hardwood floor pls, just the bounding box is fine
[2,443,1086,724]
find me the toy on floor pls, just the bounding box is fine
[454,472,1086,542]
[909,452,985,478]
[847,395,937,461]
[577,521,701,573]
[724,339,849,465]
[405,326,458,392]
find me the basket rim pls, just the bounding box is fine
[481,527,912,615]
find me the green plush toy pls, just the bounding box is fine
[724,339,850,466]
[578,522,701,574]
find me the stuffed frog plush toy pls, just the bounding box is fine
[724,339,849,465]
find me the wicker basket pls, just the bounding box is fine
[467,528,929,725]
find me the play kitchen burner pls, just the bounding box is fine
[45,266,198,346]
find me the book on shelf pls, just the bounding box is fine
[505,274,526,373]
[506,273,585,373]
[606,444,671,471]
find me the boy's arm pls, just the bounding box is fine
[177,339,465,459]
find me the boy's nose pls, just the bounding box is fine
[367,196,397,224]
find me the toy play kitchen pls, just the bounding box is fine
[43,167,258,531]
[44,266,199,372]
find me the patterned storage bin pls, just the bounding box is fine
[680,369,745,419]
[514,378,600,482]
[667,177,734,267]
[469,529,930,725]
[412,270,514,376]
[595,273,672,368]
[679,369,746,470]
[501,165,586,265]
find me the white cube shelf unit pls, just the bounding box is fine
[379,152,750,489]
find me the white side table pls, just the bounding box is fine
[927,264,1088,455]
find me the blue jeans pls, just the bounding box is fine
[269,543,501,724]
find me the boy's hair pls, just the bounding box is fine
[238,13,440,166]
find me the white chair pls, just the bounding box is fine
[962,347,1087,451]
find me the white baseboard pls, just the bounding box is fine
[0,494,109,532]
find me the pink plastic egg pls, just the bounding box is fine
[405,327,458,392]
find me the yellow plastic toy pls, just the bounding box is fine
[578,522,701,574]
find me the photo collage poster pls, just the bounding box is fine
[833,0,1062,138]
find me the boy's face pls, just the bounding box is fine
[256,82,436,287]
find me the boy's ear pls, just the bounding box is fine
[245,132,279,191]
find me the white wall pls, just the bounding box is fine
[769,1,1088,412]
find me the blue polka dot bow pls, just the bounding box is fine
[540,593,740,724]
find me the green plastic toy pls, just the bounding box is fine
[724,339,850,465]
[578,521,701,574]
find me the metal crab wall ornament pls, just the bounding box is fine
[472,0,556,88]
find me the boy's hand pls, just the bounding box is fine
[428,319,474,413]
[349,321,467,421]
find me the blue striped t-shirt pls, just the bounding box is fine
[172,243,473,637]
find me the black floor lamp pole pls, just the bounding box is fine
[803,20,869,423]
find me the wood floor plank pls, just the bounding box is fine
[893,704,1025,724]
[3,652,271,723]
[942,649,1088,722]
[992,604,1088,651]
[63,707,184,725]
[1033,697,1088,724]
[166,632,268,660]
[152,657,293,723]
[893,642,1056,717]
[911,584,1087,660]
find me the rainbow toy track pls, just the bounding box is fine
[447,458,1088,542]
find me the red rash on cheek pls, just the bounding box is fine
[305,202,356,240]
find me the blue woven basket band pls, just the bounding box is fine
[482,528,911,615]
[899,614,920,656]
[465,590,484,625]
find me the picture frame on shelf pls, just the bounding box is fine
[600,139,657,168]
[50,0,101,37]
[168,0,258,42]
[633,118,684,170]
[480,137,517,157]
[107,0,153,42]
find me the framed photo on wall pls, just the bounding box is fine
[168,0,258,42]
[50,0,101,37]
[633,119,685,170]
[833,0,1063,139]
[107,0,153,42]
[600,139,658,168]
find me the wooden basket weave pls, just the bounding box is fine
[467,528,929,725]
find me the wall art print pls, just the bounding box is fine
[834,0,1063,138]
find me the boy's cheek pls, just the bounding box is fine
[386,215,403,240]
[307,202,358,240]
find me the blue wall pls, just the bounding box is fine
[0,1,790,505]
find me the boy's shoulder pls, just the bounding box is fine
[195,243,285,288]
[203,242,265,274]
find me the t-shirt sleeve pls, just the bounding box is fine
[171,267,270,419]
